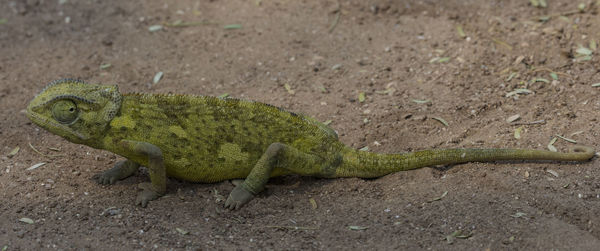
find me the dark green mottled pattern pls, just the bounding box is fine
[103,94,344,182]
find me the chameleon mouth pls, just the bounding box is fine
[26,109,88,141]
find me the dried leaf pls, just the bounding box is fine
[309,198,317,209]
[530,0,539,7]
[511,212,527,218]
[176,227,189,235]
[556,135,577,143]
[532,78,550,83]
[348,226,368,230]
[223,24,242,30]
[437,57,450,63]
[99,63,112,70]
[430,191,448,202]
[358,92,366,102]
[506,72,517,81]
[412,99,430,104]
[432,117,449,127]
[576,46,593,56]
[446,230,472,244]
[456,25,466,38]
[8,146,20,158]
[148,25,163,32]
[153,71,164,84]
[547,137,558,152]
[284,84,295,94]
[514,126,523,139]
[505,88,533,97]
[27,162,46,171]
[19,218,34,224]
[506,114,520,123]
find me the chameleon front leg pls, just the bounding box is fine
[96,160,140,185]
[118,140,167,207]
[225,142,323,210]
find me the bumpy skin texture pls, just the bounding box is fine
[27,79,596,209]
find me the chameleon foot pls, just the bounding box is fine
[95,167,124,185]
[135,182,162,207]
[225,185,254,210]
[95,160,139,185]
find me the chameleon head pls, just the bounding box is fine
[27,79,122,145]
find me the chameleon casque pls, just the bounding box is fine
[27,79,595,209]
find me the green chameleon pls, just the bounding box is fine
[27,79,595,209]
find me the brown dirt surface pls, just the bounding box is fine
[2,0,600,249]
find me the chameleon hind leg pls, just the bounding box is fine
[225,142,324,210]
[96,160,140,185]
[118,140,167,207]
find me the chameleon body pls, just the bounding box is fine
[27,79,595,209]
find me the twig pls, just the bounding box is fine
[28,142,65,158]
[328,1,341,33]
[510,120,545,125]
[529,67,570,77]
[264,225,319,230]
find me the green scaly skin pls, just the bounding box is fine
[26,79,596,209]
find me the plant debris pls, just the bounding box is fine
[505,88,533,97]
[511,212,527,218]
[547,169,559,177]
[99,63,112,70]
[265,225,319,230]
[153,72,164,84]
[555,135,576,143]
[358,92,366,102]
[412,99,430,104]
[506,114,520,123]
[7,146,19,158]
[309,198,317,209]
[176,227,189,235]
[446,230,472,244]
[348,226,368,231]
[284,84,295,95]
[19,217,34,224]
[148,25,163,32]
[431,117,449,127]
[429,191,448,202]
[456,25,466,38]
[223,24,242,30]
[514,126,523,139]
[547,137,557,152]
[27,162,46,171]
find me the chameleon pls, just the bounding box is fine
[26,78,595,209]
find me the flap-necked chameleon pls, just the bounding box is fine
[26,79,595,209]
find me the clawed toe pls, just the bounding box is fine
[224,185,254,210]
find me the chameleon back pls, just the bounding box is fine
[104,93,342,182]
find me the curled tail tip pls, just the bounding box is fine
[569,145,596,160]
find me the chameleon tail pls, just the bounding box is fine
[335,146,595,178]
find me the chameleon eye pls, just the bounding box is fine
[52,100,79,124]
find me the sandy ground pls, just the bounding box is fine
[2,0,600,249]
